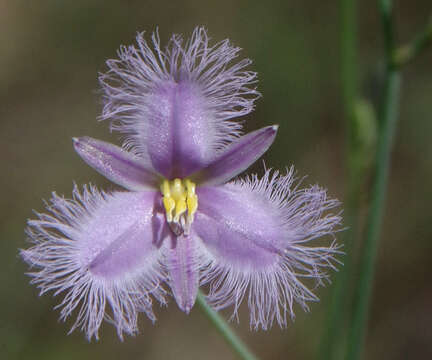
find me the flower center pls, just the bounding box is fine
[160,178,198,236]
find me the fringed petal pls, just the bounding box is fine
[194,168,342,329]
[21,185,167,340]
[99,27,260,178]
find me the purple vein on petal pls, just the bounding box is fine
[73,137,160,191]
[193,125,278,186]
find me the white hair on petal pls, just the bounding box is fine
[200,168,342,329]
[21,184,166,340]
[99,26,260,157]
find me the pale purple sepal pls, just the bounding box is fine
[165,235,201,313]
[193,125,278,186]
[73,137,159,191]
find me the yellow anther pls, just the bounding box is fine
[160,179,171,196]
[171,178,183,199]
[162,196,175,222]
[185,179,195,194]
[186,194,198,223]
[160,178,199,234]
[173,196,185,221]
[185,179,198,222]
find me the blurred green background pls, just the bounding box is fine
[1,1,431,359]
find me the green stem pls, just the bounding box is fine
[346,70,401,360]
[196,291,259,360]
[318,0,359,358]
[346,1,401,359]
[393,15,432,68]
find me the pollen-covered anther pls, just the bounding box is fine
[160,178,198,235]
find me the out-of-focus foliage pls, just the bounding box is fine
[1,1,431,359]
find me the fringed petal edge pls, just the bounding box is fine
[198,168,343,329]
[21,184,167,340]
[99,26,260,157]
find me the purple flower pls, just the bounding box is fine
[21,27,342,340]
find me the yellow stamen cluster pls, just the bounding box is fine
[160,178,198,235]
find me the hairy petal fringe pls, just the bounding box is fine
[21,185,167,340]
[198,168,342,329]
[99,26,260,160]
[21,25,344,339]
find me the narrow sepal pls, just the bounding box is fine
[73,137,160,191]
[193,125,278,186]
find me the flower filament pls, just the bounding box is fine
[160,178,198,235]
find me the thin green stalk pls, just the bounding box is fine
[393,15,432,67]
[196,291,259,360]
[346,69,400,360]
[346,1,401,359]
[318,0,359,358]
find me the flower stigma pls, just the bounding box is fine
[160,178,198,236]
